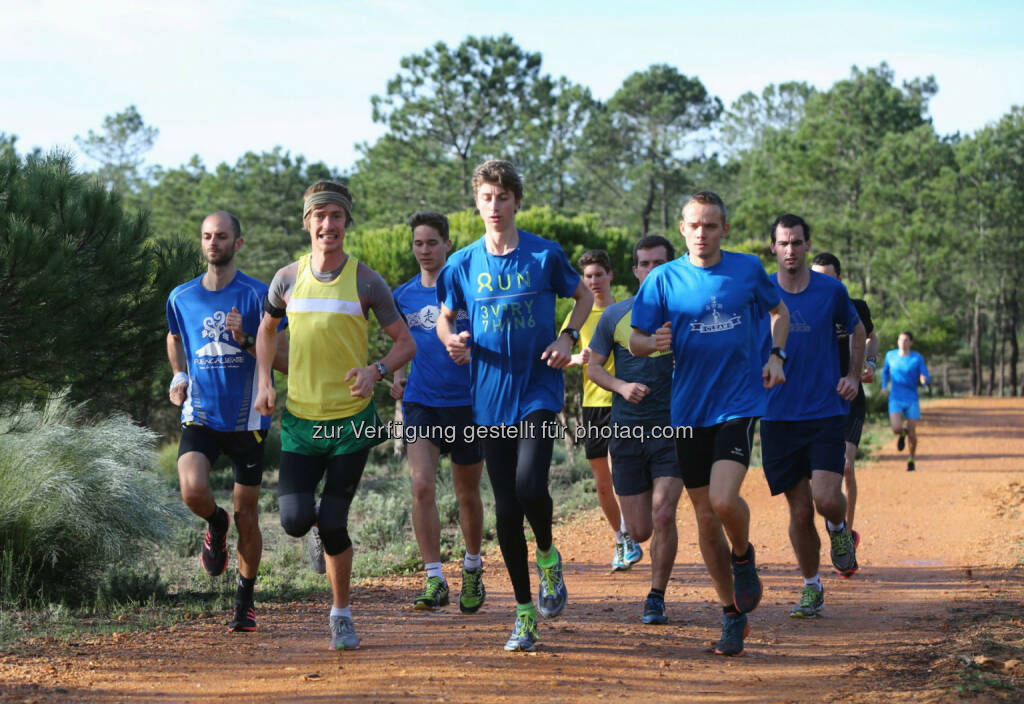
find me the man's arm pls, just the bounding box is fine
[587,349,649,404]
[346,318,416,398]
[437,303,471,365]
[253,312,281,416]
[862,330,879,382]
[390,363,408,400]
[541,281,593,369]
[762,301,789,388]
[837,321,865,401]
[629,322,671,357]
[166,332,188,406]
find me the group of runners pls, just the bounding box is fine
[166,159,931,656]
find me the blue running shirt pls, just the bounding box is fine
[881,350,929,404]
[762,271,861,421]
[632,251,780,428]
[166,271,275,431]
[393,275,472,407]
[436,230,580,426]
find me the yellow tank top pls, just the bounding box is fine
[563,305,615,408]
[286,254,370,420]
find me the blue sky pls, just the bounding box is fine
[3,0,1022,174]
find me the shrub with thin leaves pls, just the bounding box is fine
[0,398,186,605]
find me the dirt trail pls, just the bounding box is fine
[2,397,1023,703]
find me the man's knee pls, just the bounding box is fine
[651,502,677,534]
[234,505,260,533]
[278,494,315,537]
[319,525,352,556]
[410,475,436,506]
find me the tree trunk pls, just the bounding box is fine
[942,362,951,396]
[557,411,576,471]
[639,175,655,237]
[1009,290,1020,396]
[987,295,1000,395]
[971,298,982,395]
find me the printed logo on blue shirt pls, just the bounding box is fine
[193,311,245,368]
[689,296,742,333]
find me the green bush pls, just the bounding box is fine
[95,565,168,606]
[0,399,187,606]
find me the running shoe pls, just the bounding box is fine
[715,612,750,657]
[642,595,668,625]
[200,511,230,576]
[790,585,825,618]
[307,526,326,574]
[730,544,763,614]
[623,533,643,566]
[459,567,486,614]
[611,542,628,571]
[897,429,906,452]
[503,612,539,652]
[907,459,915,472]
[228,600,256,632]
[329,614,360,650]
[828,526,859,577]
[414,576,450,610]
[536,548,568,619]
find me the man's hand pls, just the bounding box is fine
[390,378,407,400]
[880,386,890,397]
[653,321,672,352]
[762,355,786,388]
[618,382,650,404]
[861,361,876,383]
[444,331,471,365]
[169,384,186,406]
[836,374,858,401]
[226,306,247,344]
[254,385,276,416]
[568,348,591,367]
[541,334,573,369]
[346,366,377,398]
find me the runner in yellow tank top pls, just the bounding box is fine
[254,181,415,651]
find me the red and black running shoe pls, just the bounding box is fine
[200,511,230,576]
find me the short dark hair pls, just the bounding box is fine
[770,213,811,243]
[811,252,841,277]
[472,159,524,202]
[900,330,914,340]
[632,235,675,266]
[203,210,241,239]
[408,211,450,241]
[681,191,728,224]
[578,249,612,273]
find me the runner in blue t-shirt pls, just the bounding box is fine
[587,235,681,626]
[390,211,485,614]
[436,160,593,652]
[881,330,930,471]
[760,214,865,622]
[166,211,287,633]
[630,191,790,657]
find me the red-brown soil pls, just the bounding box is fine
[2,397,1022,703]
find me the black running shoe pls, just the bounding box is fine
[897,430,906,452]
[730,544,763,614]
[228,601,256,632]
[200,511,230,576]
[715,612,750,657]
[907,459,915,472]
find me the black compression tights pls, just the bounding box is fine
[482,409,557,604]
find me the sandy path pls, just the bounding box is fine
[2,397,1022,703]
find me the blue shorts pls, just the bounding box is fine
[402,402,484,466]
[888,397,921,420]
[760,416,846,496]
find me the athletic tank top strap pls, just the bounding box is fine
[286,254,370,420]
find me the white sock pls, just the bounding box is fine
[803,575,822,591]
[463,553,482,571]
[826,519,846,533]
[620,514,628,533]
[614,530,624,544]
[425,562,444,580]
[330,605,351,619]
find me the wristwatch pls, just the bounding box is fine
[561,327,580,343]
[770,346,787,362]
[242,334,256,349]
[374,360,388,380]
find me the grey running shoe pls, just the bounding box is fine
[536,548,568,619]
[730,544,763,614]
[307,526,326,574]
[715,612,750,656]
[829,526,859,577]
[459,567,486,614]
[790,585,825,618]
[503,612,539,651]
[623,533,643,566]
[413,576,450,611]
[329,614,360,650]
[642,595,668,625]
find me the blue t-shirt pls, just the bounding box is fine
[762,271,861,422]
[632,251,780,428]
[166,271,275,432]
[882,350,929,403]
[436,230,580,426]
[393,274,472,407]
